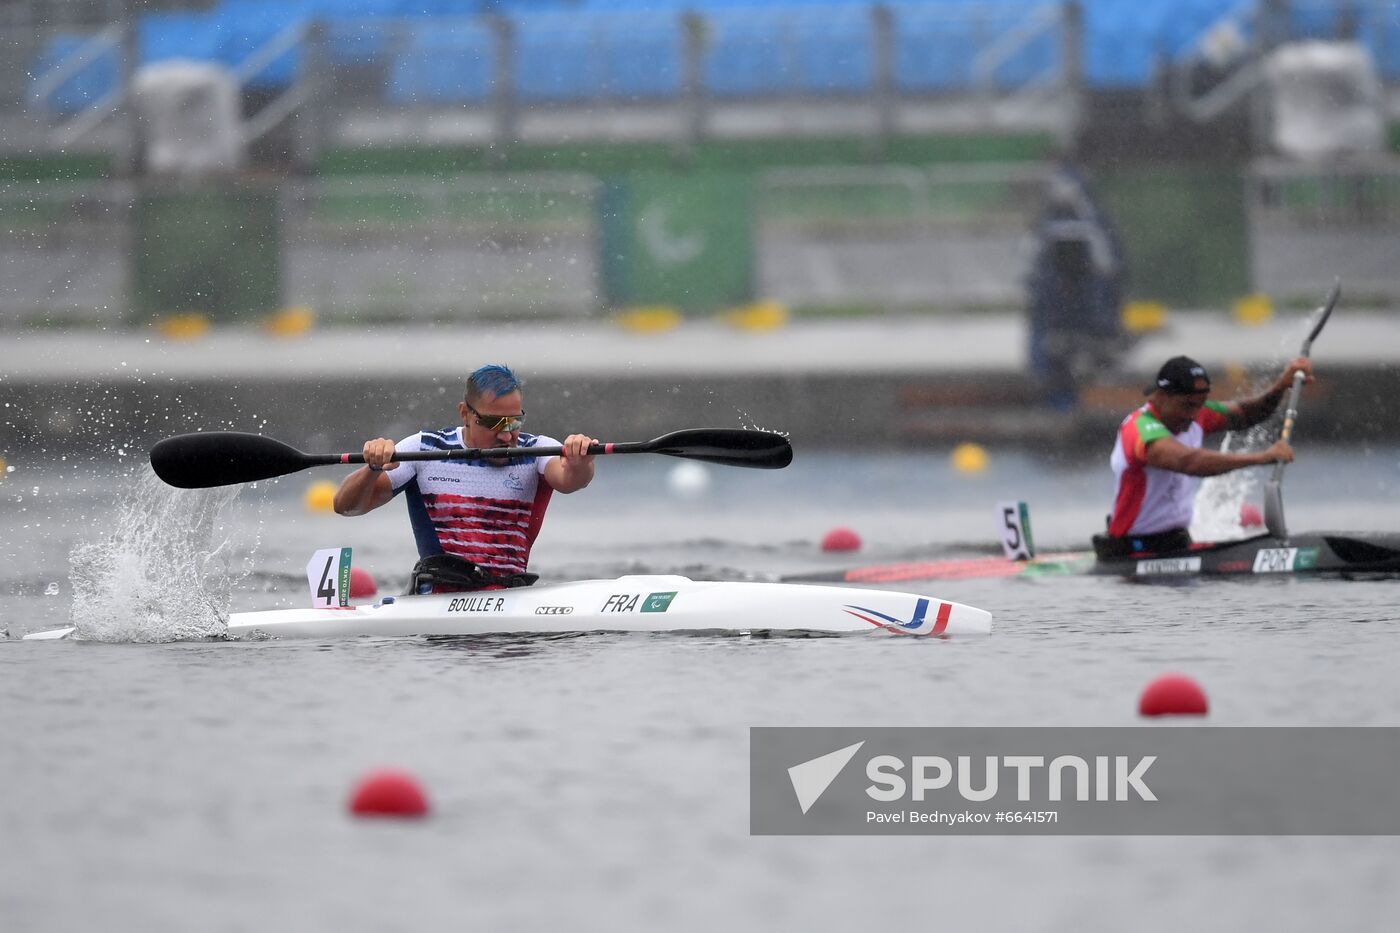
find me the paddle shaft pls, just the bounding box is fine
[1268,370,1308,485]
[1263,280,1339,538]
[339,440,690,467]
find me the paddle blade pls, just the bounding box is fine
[1263,478,1287,539]
[1302,278,1341,353]
[151,432,315,488]
[643,429,793,469]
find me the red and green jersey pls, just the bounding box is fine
[1108,400,1231,537]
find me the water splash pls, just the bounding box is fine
[1192,464,1255,542]
[68,471,243,642]
[732,408,789,438]
[1191,407,1279,542]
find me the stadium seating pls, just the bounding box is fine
[29,33,121,115]
[27,0,1400,116]
[386,18,495,103]
[703,7,873,97]
[511,12,682,102]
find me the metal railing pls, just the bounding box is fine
[234,18,312,147]
[1167,0,1400,126]
[281,173,602,320]
[971,0,1075,124]
[0,164,1055,324]
[757,162,1050,309]
[32,24,127,149]
[1247,156,1400,302]
[8,157,1400,327]
[10,2,1083,161]
[0,179,133,325]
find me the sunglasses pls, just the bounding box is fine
[465,402,526,434]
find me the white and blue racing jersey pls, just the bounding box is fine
[382,428,560,574]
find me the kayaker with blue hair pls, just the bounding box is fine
[333,363,597,591]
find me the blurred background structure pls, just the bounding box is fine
[3,0,1398,324]
[2,1,1399,447]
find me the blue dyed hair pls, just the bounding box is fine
[465,364,522,403]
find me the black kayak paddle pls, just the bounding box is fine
[150,428,794,489]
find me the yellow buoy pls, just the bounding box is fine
[264,305,316,338]
[1232,293,1273,326]
[0,455,8,480]
[155,312,211,341]
[719,299,788,332]
[1121,301,1168,334]
[304,480,338,513]
[614,305,682,334]
[950,442,989,475]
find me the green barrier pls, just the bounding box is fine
[0,153,109,182]
[317,134,1056,177]
[600,172,754,312]
[1099,166,1249,308]
[130,184,281,323]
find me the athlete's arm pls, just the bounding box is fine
[1145,434,1293,476]
[333,437,398,515]
[1225,357,1314,430]
[543,433,597,493]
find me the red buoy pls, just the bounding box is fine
[349,769,429,818]
[349,566,378,598]
[821,527,862,552]
[1139,674,1209,717]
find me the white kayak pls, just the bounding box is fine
[23,575,992,640]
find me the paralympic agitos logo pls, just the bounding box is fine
[788,741,1157,814]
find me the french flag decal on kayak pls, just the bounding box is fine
[842,598,952,636]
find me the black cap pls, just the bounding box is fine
[1145,356,1211,395]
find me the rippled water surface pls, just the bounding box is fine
[3,448,1400,931]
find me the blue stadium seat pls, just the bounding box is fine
[702,12,791,96]
[387,20,495,103]
[891,4,978,92]
[699,7,871,97]
[793,11,873,94]
[29,34,121,115]
[989,28,1057,89]
[512,15,597,102]
[511,12,680,102]
[596,17,683,100]
[1386,13,1400,77]
[324,17,398,69]
[43,1,1395,114]
[215,1,307,88]
[1352,1,1400,79]
[396,1,485,14]
[491,0,577,10]
[1083,0,1168,87]
[139,11,225,65]
[1287,1,1343,41]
